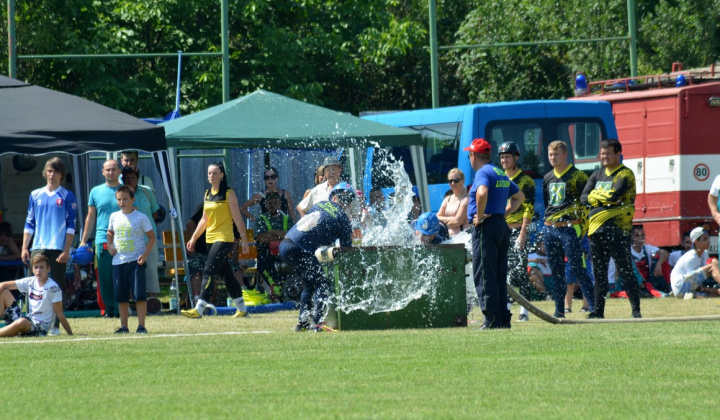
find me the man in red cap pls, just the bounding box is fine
[465,138,525,330]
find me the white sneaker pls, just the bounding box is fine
[49,327,61,336]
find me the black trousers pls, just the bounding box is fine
[200,242,243,302]
[589,225,641,315]
[472,215,511,321]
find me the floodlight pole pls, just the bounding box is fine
[428,0,440,109]
[627,0,638,77]
[7,0,17,78]
[221,0,230,103]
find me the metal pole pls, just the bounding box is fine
[175,51,183,112]
[627,0,638,77]
[221,0,230,102]
[428,0,440,108]
[7,0,17,78]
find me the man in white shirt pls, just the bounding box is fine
[668,231,692,267]
[297,157,342,217]
[670,227,720,298]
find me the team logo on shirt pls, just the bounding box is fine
[72,202,77,209]
[56,198,63,207]
[296,212,321,232]
[595,181,612,191]
[548,182,566,206]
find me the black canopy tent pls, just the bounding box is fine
[0,74,174,261]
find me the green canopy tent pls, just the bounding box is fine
[160,90,428,306]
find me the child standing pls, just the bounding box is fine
[0,253,73,337]
[107,185,156,334]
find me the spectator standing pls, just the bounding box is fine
[185,204,208,302]
[670,227,720,298]
[120,150,155,192]
[499,142,536,321]
[297,157,342,217]
[303,165,326,200]
[121,166,161,299]
[181,162,250,319]
[106,185,156,334]
[436,168,470,237]
[581,139,641,318]
[241,167,298,223]
[465,138,524,330]
[22,158,78,334]
[81,159,122,318]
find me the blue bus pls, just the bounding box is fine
[361,100,618,217]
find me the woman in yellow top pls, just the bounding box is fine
[182,162,250,318]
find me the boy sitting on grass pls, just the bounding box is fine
[0,253,73,337]
[107,185,156,334]
[670,227,720,298]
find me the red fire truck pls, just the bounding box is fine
[571,63,720,251]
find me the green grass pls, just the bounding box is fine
[2,298,720,419]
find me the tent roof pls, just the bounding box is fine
[161,90,422,149]
[0,75,166,155]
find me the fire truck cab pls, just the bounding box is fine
[571,64,720,251]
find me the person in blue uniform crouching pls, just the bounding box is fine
[280,182,354,332]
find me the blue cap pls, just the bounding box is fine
[329,182,355,202]
[412,186,419,198]
[415,212,439,235]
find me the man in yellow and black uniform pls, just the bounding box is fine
[542,140,594,318]
[499,142,536,321]
[581,138,641,319]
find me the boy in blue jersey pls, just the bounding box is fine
[280,183,354,332]
[411,212,449,244]
[22,157,78,335]
[80,159,121,318]
[465,138,525,330]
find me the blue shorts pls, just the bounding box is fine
[113,261,147,303]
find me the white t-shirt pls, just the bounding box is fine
[668,249,685,267]
[15,276,62,326]
[670,249,709,296]
[297,181,332,213]
[107,210,153,265]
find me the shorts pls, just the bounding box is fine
[18,316,50,337]
[113,261,147,303]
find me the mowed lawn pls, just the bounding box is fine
[2,298,720,419]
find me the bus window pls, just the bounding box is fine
[371,122,462,188]
[487,122,544,177]
[560,121,603,161]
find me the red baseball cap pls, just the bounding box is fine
[463,138,491,154]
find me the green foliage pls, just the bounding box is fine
[1,0,719,115]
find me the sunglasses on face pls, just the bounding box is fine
[264,174,278,180]
[448,178,462,184]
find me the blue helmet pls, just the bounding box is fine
[329,182,356,204]
[72,246,94,266]
[415,212,440,235]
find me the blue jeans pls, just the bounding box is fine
[543,225,595,315]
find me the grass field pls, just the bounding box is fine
[2,298,720,419]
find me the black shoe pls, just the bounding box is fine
[294,322,310,332]
[114,326,130,334]
[478,315,504,330]
[135,325,147,334]
[587,311,604,319]
[632,310,642,319]
[554,312,566,319]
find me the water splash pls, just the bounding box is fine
[333,150,448,315]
